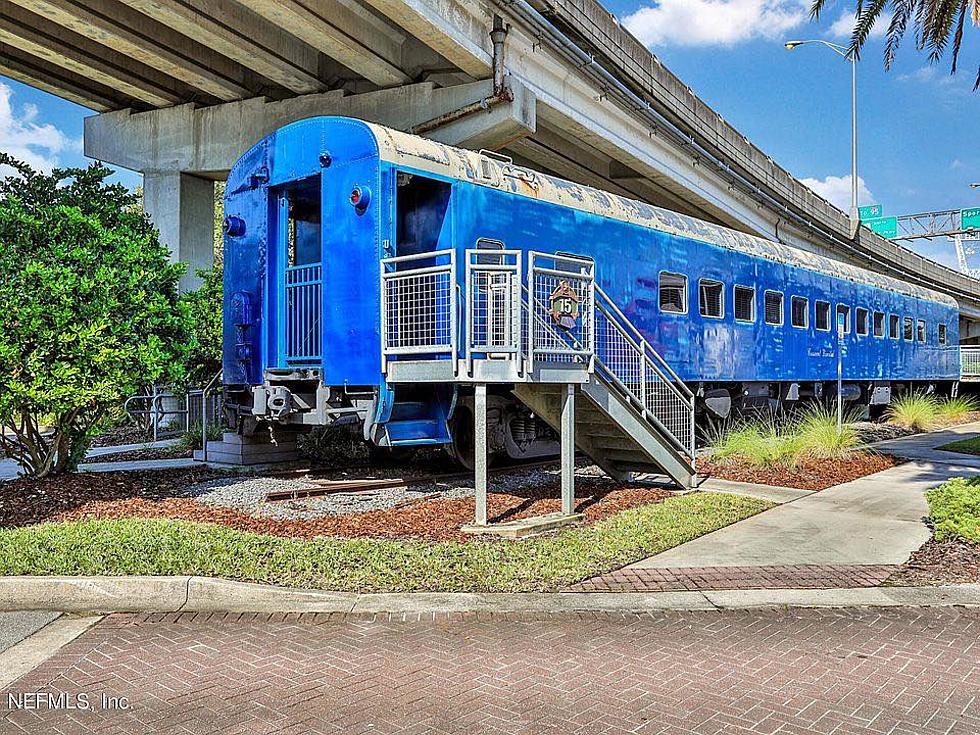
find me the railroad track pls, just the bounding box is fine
[263,459,561,502]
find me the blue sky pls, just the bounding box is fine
[0,0,977,267]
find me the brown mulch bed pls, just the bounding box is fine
[698,452,903,491]
[0,468,671,542]
[887,538,980,586]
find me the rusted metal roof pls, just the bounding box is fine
[368,122,957,308]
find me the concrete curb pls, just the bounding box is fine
[0,615,102,689]
[2,576,980,614]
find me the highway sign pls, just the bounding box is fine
[863,216,897,239]
[963,208,980,231]
[859,204,883,219]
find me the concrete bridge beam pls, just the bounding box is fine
[85,78,536,284]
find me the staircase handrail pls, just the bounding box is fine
[594,285,693,400]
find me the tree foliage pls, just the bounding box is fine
[811,0,980,89]
[0,155,191,477]
[184,267,224,385]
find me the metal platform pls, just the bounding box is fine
[380,247,696,529]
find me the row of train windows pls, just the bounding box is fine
[658,272,948,346]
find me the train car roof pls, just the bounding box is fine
[245,117,956,309]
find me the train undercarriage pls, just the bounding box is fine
[223,372,962,467]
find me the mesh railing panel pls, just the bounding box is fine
[528,254,593,363]
[285,264,322,363]
[467,252,521,355]
[383,270,454,353]
[962,347,980,377]
[594,294,694,457]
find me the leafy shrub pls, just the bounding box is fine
[926,476,980,544]
[885,393,939,431]
[794,405,860,460]
[0,156,191,478]
[182,267,223,385]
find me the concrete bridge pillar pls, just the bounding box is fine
[142,171,215,291]
[84,79,537,289]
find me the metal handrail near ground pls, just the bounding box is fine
[200,370,223,463]
[379,247,696,461]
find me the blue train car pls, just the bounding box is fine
[221,116,960,459]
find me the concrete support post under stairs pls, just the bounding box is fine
[474,383,488,526]
[560,383,575,516]
[463,384,584,539]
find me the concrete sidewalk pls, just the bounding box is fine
[2,439,189,481]
[633,423,980,570]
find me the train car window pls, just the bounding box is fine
[791,296,808,328]
[659,272,688,314]
[889,314,900,339]
[835,304,850,333]
[873,311,885,337]
[856,308,869,336]
[939,324,948,345]
[698,280,724,319]
[815,301,831,331]
[903,317,914,341]
[734,285,755,322]
[916,319,926,342]
[764,291,783,325]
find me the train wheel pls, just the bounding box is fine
[446,408,475,470]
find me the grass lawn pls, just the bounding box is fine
[926,476,980,543]
[937,437,980,457]
[0,492,770,592]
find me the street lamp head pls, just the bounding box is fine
[784,41,802,50]
[971,183,980,189]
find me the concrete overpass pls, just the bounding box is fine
[5,0,980,333]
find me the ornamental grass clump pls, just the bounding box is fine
[935,395,980,424]
[885,393,940,431]
[708,405,861,468]
[794,405,860,460]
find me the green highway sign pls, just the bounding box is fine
[863,215,897,239]
[963,207,980,231]
[859,204,883,220]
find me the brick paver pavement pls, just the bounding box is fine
[3,608,980,734]
[568,564,900,592]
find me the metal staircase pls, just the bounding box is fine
[380,248,696,526]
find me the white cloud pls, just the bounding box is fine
[0,82,79,175]
[622,0,809,47]
[827,10,886,41]
[799,173,875,210]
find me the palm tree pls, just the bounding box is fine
[810,0,979,89]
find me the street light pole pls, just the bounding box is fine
[785,39,860,236]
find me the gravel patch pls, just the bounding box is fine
[187,464,574,521]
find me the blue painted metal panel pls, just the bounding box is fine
[224,116,960,402]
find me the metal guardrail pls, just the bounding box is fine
[124,385,222,441]
[284,264,323,364]
[593,286,695,459]
[962,346,980,379]
[380,250,457,371]
[379,248,696,460]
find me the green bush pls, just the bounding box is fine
[886,393,939,431]
[926,476,980,544]
[182,267,223,385]
[0,156,191,477]
[172,421,225,452]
